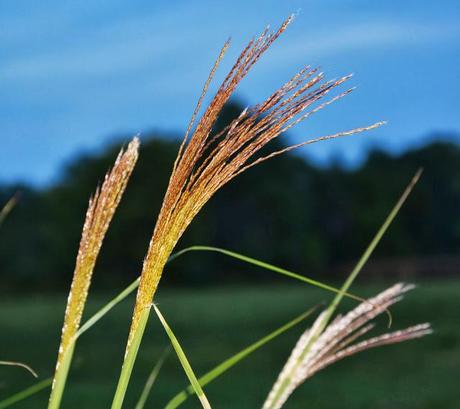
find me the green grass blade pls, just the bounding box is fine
[0,360,37,378]
[77,244,358,342]
[134,348,170,409]
[76,278,140,338]
[47,344,75,409]
[0,378,52,409]
[111,309,150,409]
[164,306,317,409]
[324,168,423,325]
[170,246,364,303]
[153,305,212,409]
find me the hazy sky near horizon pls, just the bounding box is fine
[1,0,459,185]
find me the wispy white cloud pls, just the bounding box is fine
[1,0,460,184]
[4,11,458,85]
[272,20,460,61]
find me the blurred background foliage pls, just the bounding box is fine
[1,101,459,292]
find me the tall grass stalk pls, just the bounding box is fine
[112,16,383,407]
[48,138,139,409]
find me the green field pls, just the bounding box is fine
[0,280,458,408]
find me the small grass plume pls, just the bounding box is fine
[48,138,139,409]
[263,284,432,409]
[113,16,383,407]
[0,194,18,227]
[262,169,427,409]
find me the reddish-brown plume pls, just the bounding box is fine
[130,17,384,338]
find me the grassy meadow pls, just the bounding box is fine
[0,280,458,408]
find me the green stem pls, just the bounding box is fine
[111,308,151,409]
[47,343,75,409]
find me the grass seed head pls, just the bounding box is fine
[55,137,139,371]
[129,16,384,344]
[263,283,432,409]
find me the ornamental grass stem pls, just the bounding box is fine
[112,16,383,407]
[48,138,139,409]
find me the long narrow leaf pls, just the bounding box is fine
[170,246,365,303]
[153,305,212,409]
[164,306,317,409]
[324,168,423,325]
[0,360,37,378]
[0,378,52,409]
[134,348,170,409]
[78,246,364,341]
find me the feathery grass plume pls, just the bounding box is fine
[112,16,384,407]
[263,283,432,409]
[48,137,139,409]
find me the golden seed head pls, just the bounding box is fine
[129,16,384,342]
[56,137,139,369]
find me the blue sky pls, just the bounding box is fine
[1,0,459,185]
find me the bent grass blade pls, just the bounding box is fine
[164,306,317,409]
[78,245,364,342]
[0,360,38,378]
[170,246,365,304]
[153,305,212,409]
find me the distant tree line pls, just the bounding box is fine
[1,103,459,292]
